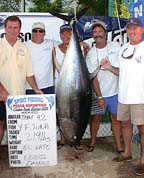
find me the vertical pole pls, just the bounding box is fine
[21,0,25,12]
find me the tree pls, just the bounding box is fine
[79,0,108,16]
[114,0,130,18]
[27,0,129,19]
[27,0,108,15]
[62,0,129,18]
[62,0,108,16]
[0,0,20,12]
[28,0,62,13]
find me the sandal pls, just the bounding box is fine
[134,164,144,176]
[116,149,124,154]
[112,154,132,162]
[57,142,65,150]
[86,145,95,152]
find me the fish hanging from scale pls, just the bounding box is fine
[50,8,92,146]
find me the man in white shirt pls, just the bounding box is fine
[26,22,57,94]
[116,18,144,176]
[86,20,123,153]
[101,17,144,176]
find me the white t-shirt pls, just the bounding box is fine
[26,39,55,89]
[54,45,65,90]
[118,41,144,104]
[86,41,120,97]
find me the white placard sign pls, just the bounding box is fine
[6,94,57,167]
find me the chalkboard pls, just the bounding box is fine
[6,94,57,167]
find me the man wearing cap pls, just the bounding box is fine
[53,24,72,90]
[26,22,59,94]
[102,17,144,176]
[86,20,123,153]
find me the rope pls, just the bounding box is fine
[73,0,78,22]
[70,0,78,27]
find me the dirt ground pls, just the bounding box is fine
[0,137,143,178]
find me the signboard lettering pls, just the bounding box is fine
[6,94,57,167]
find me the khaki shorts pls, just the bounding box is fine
[117,102,144,125]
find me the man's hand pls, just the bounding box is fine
[80,41,90,57]
[97,98,105,110]
[100,58,111,70]
[0,83,9,103]
[100,58,119,76]
[27,75,43,95]
[34,89,43,95]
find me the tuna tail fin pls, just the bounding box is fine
[48,6,89,23]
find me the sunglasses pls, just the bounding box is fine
[121,47,136,59]
[32,29,45,33]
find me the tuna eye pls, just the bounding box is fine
[73,135,77,140]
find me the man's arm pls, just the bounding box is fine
[0,82,9,102]
[80,41,90,57]
[26,76,43,94]
[108,65,119,76]
[92,77,105,110]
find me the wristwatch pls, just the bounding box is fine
[97,96,103,99]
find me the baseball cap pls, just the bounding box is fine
[126,18,142,27]
[32,22,45,30]
[60,24,72,33]
[91,20,107,31]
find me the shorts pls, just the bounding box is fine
[26,86,55,95]
[92,94,118,115]
[117,102,144,125]
[0,101,6,121]
[91,91,103,115]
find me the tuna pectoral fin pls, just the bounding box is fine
[90,66,101,81]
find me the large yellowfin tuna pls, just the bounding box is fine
[56,20,92,146]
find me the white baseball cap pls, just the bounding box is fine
[32,22,45,30]
[91,20,107,31]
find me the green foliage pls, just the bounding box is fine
[27,0,108,15]
[62,0,129,17]
[78,0,108,16]
[62,0,108,16]
[0,0,20,12]
[29,0,131,18]
[28,0,62,13]
[0,0,130,18]
[114,0,130,18]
